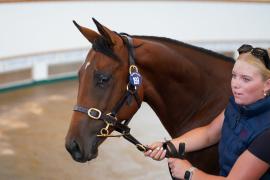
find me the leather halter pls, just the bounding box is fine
[73,35,148,152]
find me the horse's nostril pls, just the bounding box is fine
[66,140,83,161]
[70,140,78,150]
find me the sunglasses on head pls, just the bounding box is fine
[237,44,270,70]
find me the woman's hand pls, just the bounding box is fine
[168,158,192,179]
[144,141,167,161]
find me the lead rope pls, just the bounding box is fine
[163,141,186,180]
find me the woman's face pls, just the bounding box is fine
[231,60,265,105]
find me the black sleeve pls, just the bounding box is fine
[248,129,270,165]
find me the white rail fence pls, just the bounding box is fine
[0,41,269,91]
[0,48,88,90]
[0,48,87,80]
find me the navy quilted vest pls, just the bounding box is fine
[219,96,270,179]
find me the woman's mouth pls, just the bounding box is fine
[233,92,243,97]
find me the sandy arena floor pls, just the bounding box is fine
[0,80,171,180]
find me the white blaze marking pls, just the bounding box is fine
[85,62,91,70]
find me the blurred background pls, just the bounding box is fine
[0,0,270,179]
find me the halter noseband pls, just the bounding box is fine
[73,35,148,152]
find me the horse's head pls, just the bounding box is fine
[65,18,143,163]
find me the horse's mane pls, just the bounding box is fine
[92,33,235,63]
[133,35,235,63]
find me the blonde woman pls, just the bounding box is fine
[145,44,270,180]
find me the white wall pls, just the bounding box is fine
[0,1,270,59]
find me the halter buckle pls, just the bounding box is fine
[88,108,102,119]
[129,65,138,74]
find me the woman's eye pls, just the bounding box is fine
[241,75,251,82]
[242,77,251,82]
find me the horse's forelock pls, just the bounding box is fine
[92,37,121,61]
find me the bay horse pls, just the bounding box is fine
[65,18,234,175]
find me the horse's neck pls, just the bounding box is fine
[135,38,233,137]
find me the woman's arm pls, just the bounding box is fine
[226,150,269,180]
[144,109,225,160]
[182,149,269,180]
[171,109,225,152]
[168,150,269,180]
[169,132,270,180]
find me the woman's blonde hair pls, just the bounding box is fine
[237,45,270,81]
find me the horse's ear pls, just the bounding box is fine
[73,20,100,44]
[92,18,123,46]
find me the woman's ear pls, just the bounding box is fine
[264,78,270,95]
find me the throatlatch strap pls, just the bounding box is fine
[123,35,136,66]
[111,91,131,117]
[133,92,141,108]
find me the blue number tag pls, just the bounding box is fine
[129,72,142,86]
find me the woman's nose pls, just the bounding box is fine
[231,78,240,89]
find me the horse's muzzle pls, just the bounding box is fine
[65,139,98,162]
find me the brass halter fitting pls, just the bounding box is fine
[97,121,122,138]
[97,121,111,137]
[126,84,137,92]
[136,144,147,152]
[106,112,117,120]
[129,65,138,74]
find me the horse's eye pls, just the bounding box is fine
[94,71,111,88]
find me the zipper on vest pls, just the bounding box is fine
[234,106,244,128]
[234,114,241,128]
